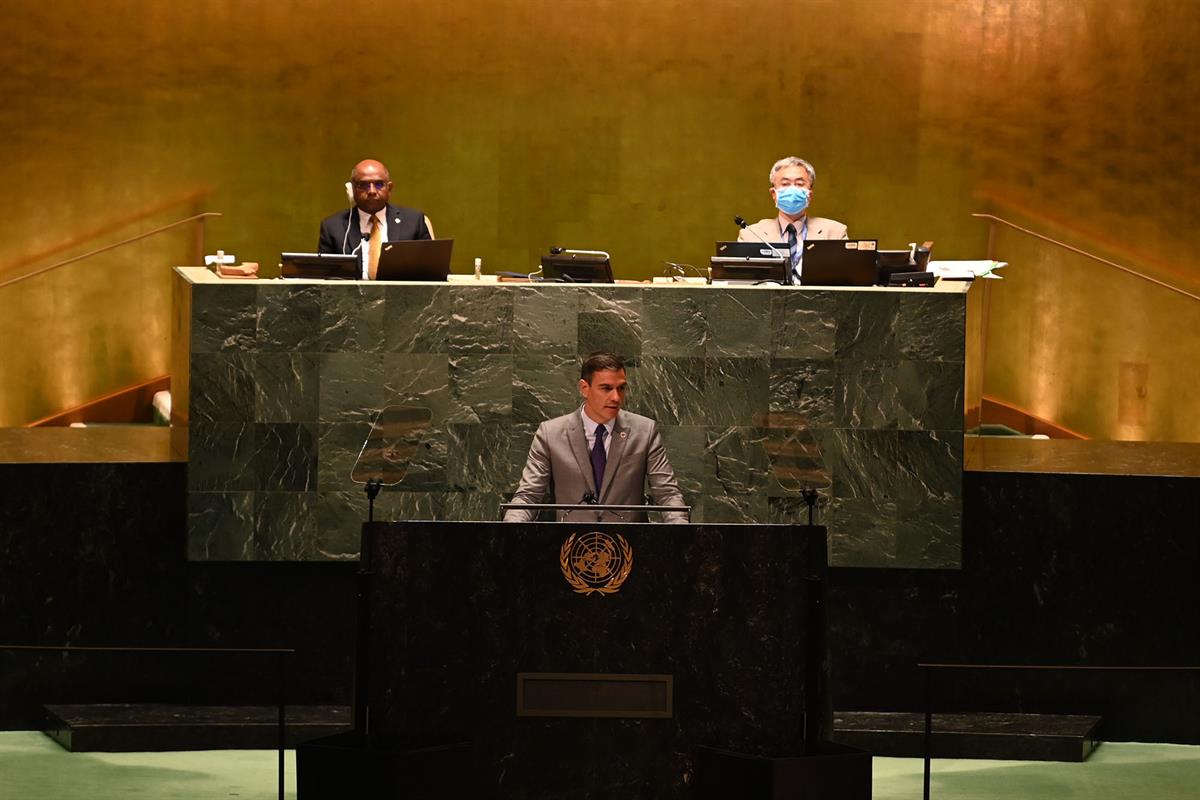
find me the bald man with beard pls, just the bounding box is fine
[317,159,433,276]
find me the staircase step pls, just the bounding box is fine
[833,711,1101,762]
[43,703,352,752]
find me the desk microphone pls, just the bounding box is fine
[734,216,793,285]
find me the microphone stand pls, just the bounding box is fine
[734,215,793,286]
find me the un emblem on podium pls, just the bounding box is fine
[559,532,633,595]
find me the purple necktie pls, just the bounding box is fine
[590,425,607,496]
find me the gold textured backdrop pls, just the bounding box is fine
[2,0,1198,436]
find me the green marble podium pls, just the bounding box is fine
[173,268,973,567]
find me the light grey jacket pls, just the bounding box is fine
[503,407,689,523]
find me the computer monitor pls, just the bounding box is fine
[709,255,789,284]
[374,239,454,282]
[540,252,614,283]
[280,252,359,280]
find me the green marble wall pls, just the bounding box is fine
[182,271,966,567]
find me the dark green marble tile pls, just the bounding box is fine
[378,490,447,523]
[320,283,386,353]
[187,491,254,560]
[254,353,319,423]
[447,422,512,492]
[382,353,450,424]
[770,290,837,358]
[448,354,513,424]
[577,287,643,357]
[708,291,771,357]
[894,430,963,501]
[316,421,373,493]
[253,491,320,561]
[826,429,902,501]
[191,352,256,424]
[626,357,706,425]
[314,490,368,560]
[188,422,255,491]
[697,493,768,524]
[383,284,449,353]
[512,354,580,424]
[391,426,447,491]
[892,361,964,431]
[896,292,966,362]
[192,284,256,353]
[642,288,708,357]
[705,425,770,495]
[253,423,316,492]
[445,490,503,522]
[829,496,897,567]
[770,359,836,428]
[506,423,540,489]
[837,360,964,431]
[447,285,513,354]
[704,357,769,426]
[318,352,388,424]
[257,285,322,352]
[656,424,707,501]
[834,292,901,359]
[513,286,578,354]
[835,359,898,429]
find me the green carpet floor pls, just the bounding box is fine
[1,732,1198,799]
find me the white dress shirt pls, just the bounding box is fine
[580,408,614,455]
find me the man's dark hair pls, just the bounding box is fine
[580,351,625,383]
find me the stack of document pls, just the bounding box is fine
[928,260,1006,280]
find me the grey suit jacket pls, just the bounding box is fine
[503,408,689,524]
[737,215,848,243]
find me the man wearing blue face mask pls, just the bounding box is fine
[738,156,848,282]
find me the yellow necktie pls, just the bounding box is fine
[367,215,383,280]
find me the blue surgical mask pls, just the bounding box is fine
[775,186,810,216]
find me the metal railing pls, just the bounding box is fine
[0,211,222,290]
[973,212,1200,303]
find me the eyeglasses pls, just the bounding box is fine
[353,180,388,192]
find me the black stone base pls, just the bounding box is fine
[694,742,872,800]
[296,732,470,799]
[43,703,351,752]
[833,711,1102,762]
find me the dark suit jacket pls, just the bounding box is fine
[503,407,689,524]
[317,204,432,255]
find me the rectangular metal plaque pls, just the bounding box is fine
[516,673,673,719]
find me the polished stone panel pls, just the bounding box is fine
[178,270,969,566]
[365,521,829,797]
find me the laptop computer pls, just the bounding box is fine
[799,239,878,287]
[375,239,454,282]
[280,252,360,280]
[715,241,790,259]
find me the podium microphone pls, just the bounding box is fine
[734,216,792,285]
[582,491,597,505]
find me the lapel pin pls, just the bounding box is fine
[619,431,628,439]
[394,217,401,224]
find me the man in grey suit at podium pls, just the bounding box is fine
[503,352,689,524]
